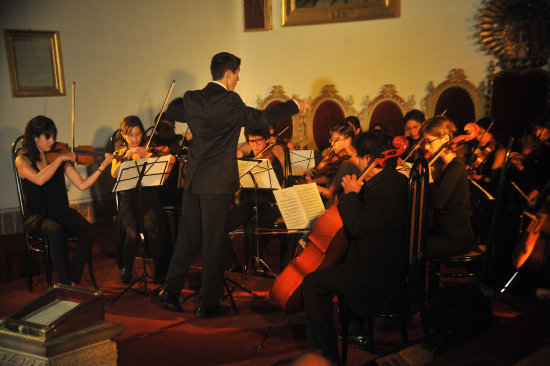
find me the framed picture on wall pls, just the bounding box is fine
[4,29,66,97]
[282,0,400,27]
[243,0,273,32]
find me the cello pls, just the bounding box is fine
[270,136,408,313]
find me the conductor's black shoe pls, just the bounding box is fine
[195,304,230,318]
[118,268,132,286]
[152,288,183,313]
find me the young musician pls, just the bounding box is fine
[226,127,284,273]
[310,122,361,205]
[421,116,476,258]
[403,109,425,161]
[111,115,173,285]
[302,129,408,363]
[15,115,113,285]
[153,52,310,317]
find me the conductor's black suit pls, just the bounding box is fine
[163,81,298,308]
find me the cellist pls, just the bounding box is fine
[301,129,408,363]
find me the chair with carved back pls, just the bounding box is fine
[422,69,487,130]
[358,84,413,136]
[11,135,99,291]
[307,84,357,152]
[339,158,429,362]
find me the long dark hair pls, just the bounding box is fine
[23,115,57,162]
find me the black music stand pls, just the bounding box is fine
[238,158,281,279]
[111,155,172,305]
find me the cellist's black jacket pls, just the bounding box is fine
[337,167,408,314]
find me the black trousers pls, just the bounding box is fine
[24,208,94,284]
[302,263,354,362]
[164,190,231,308]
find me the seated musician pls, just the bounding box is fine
[402,109,425,161]
[309,122,361,205]
[15,115,113,285]
[421,116,476,258]
[226,126,284,273]
[237,123,287,165]
[149,112,188,207]
[111,115,173,285]
[302,129,408,363]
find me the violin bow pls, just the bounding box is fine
[145,80,176,150]
[71,81,76,152]
[255,126,289,158]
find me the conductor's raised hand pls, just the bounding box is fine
[341,174,363,194]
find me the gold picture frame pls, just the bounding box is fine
[243,0,273,32]
[282,0,400,27]
[4,29,66,97]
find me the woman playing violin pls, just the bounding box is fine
[111,115,173,285]
[302,129,408,362]
[15,115,113,285]
[422,116,476,258]
[309,122,361,205]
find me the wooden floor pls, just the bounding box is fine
[0,223,547,365]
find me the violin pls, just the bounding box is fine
[298,149,350,183]
[426,122,479,166]
[255,126,289,159]
[45,141,105,166]
[270,136,408,313]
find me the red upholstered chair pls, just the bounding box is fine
[422,69,487,130]
[308,85,357,151]
[257,85,294,142]
[359,84,412,136]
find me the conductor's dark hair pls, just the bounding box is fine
[244,126,271,142]
[353,129,398,169]
[210,52,241,80]
[23,115,57,162]
[404,109,426,124]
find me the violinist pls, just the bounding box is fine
[402,109,425,161]
[309,122,361,205]
[421,116,476,258]
[225,127,284,273]
[302,130,408,362]
[15,115,113,285]
[111,115,173,286]
[237,122,287,165]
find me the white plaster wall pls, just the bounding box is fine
[0,0,491,211]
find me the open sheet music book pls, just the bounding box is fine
[112,155,173,192]
[289,150,315,176]
[238,158,281,190]
[273,183,326,230]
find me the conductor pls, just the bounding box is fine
[154,52,311,317]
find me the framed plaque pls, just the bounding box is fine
[4,29,66,97]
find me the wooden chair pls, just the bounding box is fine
[11,136,98,291]
[358,84,413,135]
[340,158,429,362]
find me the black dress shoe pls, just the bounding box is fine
[226,263,244,273]
[338,334,369,352]
[118,268,132,286]
[195,304,230,318]
[152,288,183,312]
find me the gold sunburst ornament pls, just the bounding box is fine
[475,0,550,70]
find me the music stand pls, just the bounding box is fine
[288,150,315,177]
[238,158,280,278]
[111,155,172,305]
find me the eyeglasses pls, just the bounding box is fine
[248,138,265,145]
[329,137,343,145]
[424,137,442,145]
[405,125,421,131]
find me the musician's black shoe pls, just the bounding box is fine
[338,334,369,352]
[118,268,132,286]
[152,288,183,313]
[226,262,244,273]
[195,304,230,318]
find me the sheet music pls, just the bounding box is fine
[22,299,79,325]
[289,150,315,176]
[293,183,326,221]
[238,158,281,190]
[113,155,172,192]
[273,183,325,229]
